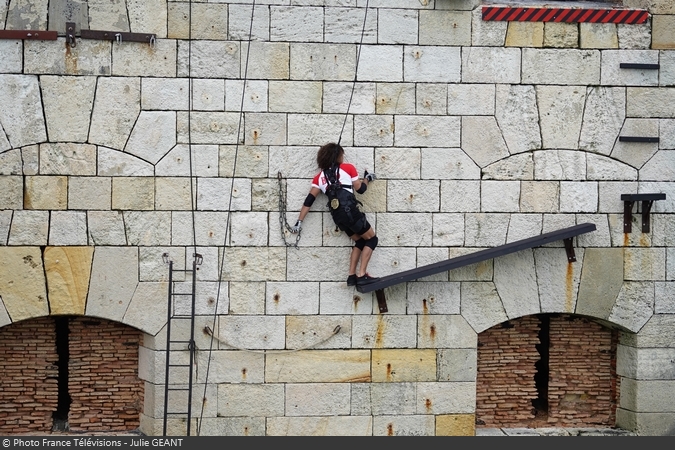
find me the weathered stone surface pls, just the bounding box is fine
[560,181,598,213]
[579,87,626,155]
[367,382,417,415]
[494,250,540,319]
[0,75,46,148]
[462,116,509,168]
[460,282,508,332]
[319,282,376,316]
[617,23,652,50]
[377,213,432,246]
[464,213,509,247]
[447,83,495,116]
[470,6,506,46]
[415,382,476,414]
[39,143,96,175]
[618,346,675,380]
[520,181,559,213]
[0,41,22,73]
[354,115,394,147]
[24,39,111,76]
[352,315,417,349]
[373,415,435,436]
[286,316,352,350]
[265,281,318,315]
[0,210,11,245]
[627,87,675,118]
[141,78,189,110]
[196,178,251,211]
[376,83,416,114]
[495,84,541,155]
[21,145,39,175]
[483,153,534,180]
[537,85,586,149]
[271,6,323,42]
[395,115,460,147]
[625,248,666,281]
[432,214,464,247]
[420,10,471,46]
[88,0,129,31]
[610,281,655,332]
[66,177,110,211]
[218,383,284,417]
[155,177,192,211]
[535,248,584,314]
[621,314,675,348]
[324,82,376,114]
[436,414,476,436]
[291,43,355,81]
[506,22,543,47]
[544,22,578,48]
[481,180,519,212]
[652,15,675,49]
[112,177,155,210]
[406,281,459,314]
[127,0,166,37]
[8,211,49,245]
[267,416,373,436]
[85,246,138,321]
[372,349,436,382]
[123,211,171,246]
[587,153,638,181]
[642,150,675,182]
[195,350,265,385]
[89,77,140,150]
[41,76,96,143]
[24,176,67,210]
[357,45,404,82]
[98,147,153,176]
[0,247,49,321]
[5,0,47,30]
[228,4,270,42]
[386,180,439,213]
[580,23,618,49]
[0,176,22,209]
[225,80,267,113]
[461,47,520,83]
[112,39,176,77]
[601,50,659,86]
[266,350,370,383]
[417,83,447,115]
[122,282,169,336]
[288,113,349,146]
[619,379,675,412]
[612,119,660,168]
[125,111,176,165]
[506,214,543,243]
[221,247,286,282]
[421,148,480,180]
[217,315,285,350]
[661,119,675,148]
[404,46,461,83]
[576,248,624,319]
[534,150,586,180]
[522,49,600,85]
[438,349,477,382]
[49,211,87,245]
[418,314,477,348]
[87,211,127,245]
[44,246,92,315]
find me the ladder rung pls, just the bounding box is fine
[167,387,190,392]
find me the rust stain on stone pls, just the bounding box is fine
[273,293,280,303]
[565,262,574,313]
[386,363,393,381]
[387,423,394,436]
[375,315,385,348]
[422,298,428,315]
[425,398,432,411]
[65,44,78,74]
[241,368,247,380]
[623,233,630,247]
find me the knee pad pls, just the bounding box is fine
[364,236,378,250]
[354,238,366,250]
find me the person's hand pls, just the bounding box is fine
[364,170,376,182]
[291,220,302,233]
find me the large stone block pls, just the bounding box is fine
[506,22,544,47]
[0,75,46,148]
[127,0,167,37]
[352,315,417,349]
[617,345,675,380]
[537,85,586,149]
[652,15,675,49]
[436,414,476,436]
[580,23,619,49]
[415,382,476,414]
[112,177,154,210]
[0,247,49,321]
[460,281,508,332]
[609,281,654,332]
[372,349,436,382]
[494,250,540,319]
[420,10,471,46]
[290,43,355,81]
[404,47,461,83]
[522,48,600,85]
[24,176,67,210]
[217,383,284,417]
[8,210,49,245]
[41,76,96,143]
[495,84,541,155]
[386,180,440,213]
[24,39,111,76]
[271,6,323,42]
[438,348,477,382]
[379,9,418,44]
[89,77,140,150]
[267,416,373,436]
[535,247,585,314]
[418,314,477,348]
[407,281,460,314]
[112,39,176,77]
[286,382,350,416]
[461,47,521,84]
[576,248,624,319]
[49,211,87,245]
[627,87,675,117]
[85,246,138,322]
[619,378,675,412]
[217,315,285,350]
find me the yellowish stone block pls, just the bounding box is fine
[436,414,476,436]
[544,22,579,48]
[372,349,437,382]
[45,246,94,315]
[0,247,49,321]
[506,22,544,47]
[652,15,675,49]
[24,176,67,210]
[580,23,618,49]
[265,350,371,383]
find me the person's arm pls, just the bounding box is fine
[292,186,321,232]
[354,170,376,194]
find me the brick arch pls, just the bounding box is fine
[475,313,622,429]
[0,315,144,434]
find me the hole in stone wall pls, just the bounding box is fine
[52,316,72,431]
[532,314,550,419]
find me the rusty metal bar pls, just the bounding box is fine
[621,193,666,233]
[0,30,58,40]
[80,29,156,44]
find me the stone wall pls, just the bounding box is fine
[0,0,674,436]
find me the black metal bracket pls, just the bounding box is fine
[621,193,666,233]
[66,22,76,47]
[0,30,58,40]
[358,223,597,313]
[620,63,660,70]
[80,29,156,46]
[619,136,659,143]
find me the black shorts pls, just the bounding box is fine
[338,215,370,237]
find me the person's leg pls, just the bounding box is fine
[357,227,376,278]
[349,234,363,276]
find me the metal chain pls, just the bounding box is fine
[277,171,302,249]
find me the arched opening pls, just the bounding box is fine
[0,316,144,434]
[475,314,620,429]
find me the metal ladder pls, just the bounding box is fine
[162,253,202,436]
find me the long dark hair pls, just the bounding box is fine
[316,142,343,171]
